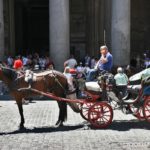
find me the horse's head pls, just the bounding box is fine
[0,65,18,82]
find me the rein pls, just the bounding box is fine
[51,71,67,94]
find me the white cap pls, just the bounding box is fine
[117,67,123,73]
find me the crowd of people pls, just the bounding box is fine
[0,53,54,96]
[63,46,150,99]
[63,46,113,81]
[6,53,54,71]
[0,46,150,98]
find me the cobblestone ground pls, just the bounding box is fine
[0,100,149,150]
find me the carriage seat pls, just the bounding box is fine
[85,81,102,92]
[127,84,141,93]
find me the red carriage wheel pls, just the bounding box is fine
[88,102,113,128]
[129,104,145,120]
[143,97,150,123]
[80,102,95,120]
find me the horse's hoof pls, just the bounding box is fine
[19,124,25,130]
[55,121,64,127]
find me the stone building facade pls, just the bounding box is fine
[0,0,150,70]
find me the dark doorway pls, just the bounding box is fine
[131,0,150,57]
[70,0,87,61]
[15,0,49,55]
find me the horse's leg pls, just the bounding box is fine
[55,101,67,127]
[16,99,25,129]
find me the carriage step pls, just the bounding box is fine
[123,99,138,104]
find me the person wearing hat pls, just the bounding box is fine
[114,67,128,97]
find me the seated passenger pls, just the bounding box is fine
[114,67,128,98]
[142,76,150,95]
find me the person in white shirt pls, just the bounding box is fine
[84,54,91,66]
[64,55,77,69]
[76,62,85,78]
[90,56,96,69]
[84,63,91,75]
[7,56,14,68]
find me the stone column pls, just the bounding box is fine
[111,0,130,66]
[99,0,105,47]
[49,0,70,71]
[87,0,101,57]
[104,0,112,49]
[0,0,4,60]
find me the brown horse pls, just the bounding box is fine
[0,66,69,129]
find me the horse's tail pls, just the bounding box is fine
[63,101,67,121]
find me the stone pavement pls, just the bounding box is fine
[0,100,149,150]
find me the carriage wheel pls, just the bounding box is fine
[88,102,113,128]
[80,102,95,120]
[129,104,145,120]
[76,103,82,111]
[143,98,150,123]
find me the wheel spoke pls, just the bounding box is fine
[88,102,113,128]
[102,116,109,122]
[143,99,150,122]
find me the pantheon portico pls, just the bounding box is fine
[0,0,150,70]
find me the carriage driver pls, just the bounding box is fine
[86,45,113,81]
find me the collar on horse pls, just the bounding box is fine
[51,71,67,92]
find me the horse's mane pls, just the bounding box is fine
[33,69,66,79]
[1,66,66,81]
[1,66,18,80]
[52,70,66,79]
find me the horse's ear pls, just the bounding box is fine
[0,63,3,68]
[0,62,5,69]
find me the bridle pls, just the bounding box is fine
[48,70,67,94]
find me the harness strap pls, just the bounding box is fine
[52,71,67,94]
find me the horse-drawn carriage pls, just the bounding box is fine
[104,68,150,123]
[0,65,149,129]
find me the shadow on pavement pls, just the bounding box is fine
[0,124,85,135]
[90,119,150,131]
[0,120,149,135]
